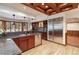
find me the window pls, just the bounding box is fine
[19,23,22,31]
[11,22,16,32]
[6,22,11,32]
[39,22,43,28]
[15,22,19,31]
[0,21,3,32]
[0,21,29,32]
[15,22,22,32]
[23,22,28,31]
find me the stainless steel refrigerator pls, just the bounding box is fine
[48,17,63,44]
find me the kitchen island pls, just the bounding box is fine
[0,34,35,55]
[13,34,35,52]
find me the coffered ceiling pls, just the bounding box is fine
[23,3,78,15]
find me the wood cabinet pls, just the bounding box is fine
[67,31,79,47]
[13,38,19,46]
[32,21,47,40]
[41,32,47,40]
[28,36,35,49]
[19,37,28,52]
[13,35,35,52]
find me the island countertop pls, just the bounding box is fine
[12,34,34,39]
[0,33,41,55]
[0,34,35,55]
[0,38,22,55]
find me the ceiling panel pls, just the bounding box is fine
[23,3,78,15]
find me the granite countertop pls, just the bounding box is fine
[0,34,32,55]
[0,38,22,55]
[0,33,40,55]
[12,34,34,39]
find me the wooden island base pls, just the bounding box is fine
[13,35,35,52]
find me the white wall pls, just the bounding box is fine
[48,12,65,19]
[67,23,79,31]
[65,8,79,31]
[65,8,79,19]
[0,4,48,22]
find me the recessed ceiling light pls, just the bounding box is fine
[23,7,26,9]
[42,3,44,5]
[45,6,48,8]
[63,3,68,5]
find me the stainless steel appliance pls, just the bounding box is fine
[48,17,63,44]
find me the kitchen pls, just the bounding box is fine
[0,3,79,55]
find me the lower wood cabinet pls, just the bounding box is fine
[13,38,19,47]
[19,37,28,52]
[13,35,35,52]
[67,31,79,47]
[28,36,35,49]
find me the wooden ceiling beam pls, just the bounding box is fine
[35,6,45,13]
[39,5,50,11]
[71,3,78,8]
[46,9,54,15]
[45,3,60,13]
[23,3,48,15]
[59,3,78,9]
[32,3,41,7]
[22,3,78,15]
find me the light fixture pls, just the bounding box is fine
[63,3,68,5]
[23,7,26,9]
[31,18,33,20]
[45,5,48,8]
[12,14,15,19]
[42,3,44,5]
[13,14,15,16]
[24,17,26,19]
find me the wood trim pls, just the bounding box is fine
[67,18,79,23]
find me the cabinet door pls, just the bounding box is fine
[19,37,28,52]
[13,38,19,46]
[28,36,35,49]
[41,32,47,40]
[67,31,79,47]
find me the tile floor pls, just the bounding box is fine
[22,40,79,55]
